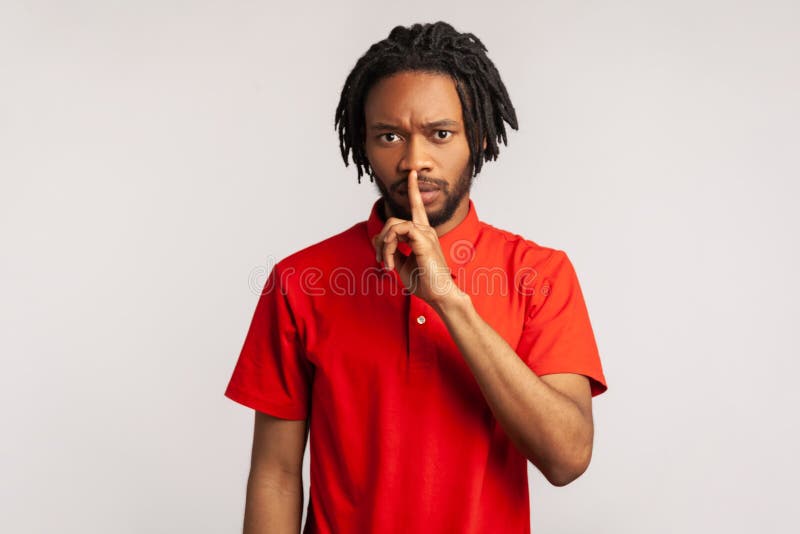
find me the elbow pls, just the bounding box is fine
[542,445,592,487]
[546,464,587,487]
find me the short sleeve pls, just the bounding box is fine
[224,264,314,419]
[516,250,608,397]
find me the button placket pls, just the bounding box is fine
[407,295,435,369]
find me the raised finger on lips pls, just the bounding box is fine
[407,170,430,226]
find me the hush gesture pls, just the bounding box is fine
[371,170,467,309]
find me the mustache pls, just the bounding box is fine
[391,174,447,192]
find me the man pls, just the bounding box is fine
[225,21,607,533]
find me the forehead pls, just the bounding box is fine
[364,71,463,124]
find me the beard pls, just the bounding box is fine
[372,164,473,228]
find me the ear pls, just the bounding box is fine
[482,137,487,151]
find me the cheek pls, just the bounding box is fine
[442,142,471,169]
[365,146,399,173]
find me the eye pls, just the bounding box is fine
[379,133,401,143]
[435,130,453,140]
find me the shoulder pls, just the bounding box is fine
[476,221,569,276]
[265,221,373,299]
[273,221,368,272]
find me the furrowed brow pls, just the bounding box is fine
[368,119,460,131]
[423,119,460,129]
[369,122,401,131]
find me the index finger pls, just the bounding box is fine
[407,170,430,226]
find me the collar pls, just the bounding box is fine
[366,198,482,268]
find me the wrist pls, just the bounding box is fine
[430,283,473,318]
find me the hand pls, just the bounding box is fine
[372,170,465,307]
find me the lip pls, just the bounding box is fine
[399,188,441,205]
[419,189,440,205]
[397,185,441,194]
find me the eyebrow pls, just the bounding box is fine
[369,119,460,131]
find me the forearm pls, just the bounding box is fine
[432,293,592,485]
[243,471,303,534]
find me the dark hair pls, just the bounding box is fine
[334,21,519,183]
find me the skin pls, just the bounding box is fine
[368,70,596,486]
[364,70,474,235]
[243,413,307,533]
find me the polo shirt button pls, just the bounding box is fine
[416,315,426,325]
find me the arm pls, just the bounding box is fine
[375,171,596,487]
[243,411,309,534]
[433,294,593,487]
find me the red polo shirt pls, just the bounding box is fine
[225,198,607,533]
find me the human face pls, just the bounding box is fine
[363,70,473,233]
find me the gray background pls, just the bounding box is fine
[1,1,798,532]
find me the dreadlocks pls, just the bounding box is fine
[334,21,519,184]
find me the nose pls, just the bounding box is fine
[398,134,433,176]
